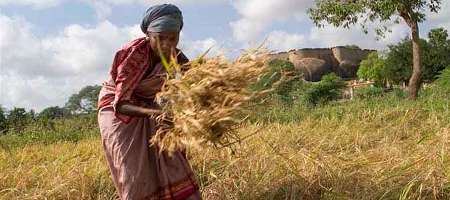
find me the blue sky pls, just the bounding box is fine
[1,1,239,39]
[1,0,449,111]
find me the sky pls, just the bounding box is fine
[0,0,449,111]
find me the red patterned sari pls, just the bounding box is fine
[97,37,200,200]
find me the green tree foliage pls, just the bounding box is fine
[385,28,450,84]
[355,86,385,99]
[344,45,362,49]
[302,73,346,106]
[429,27,449,47]
[384,38,421,85]
[7,107,29,133]
[308,0,442,99]
[28,110,36,121]
[357,52,388,87]
[426,28,450,80]
[0,106,7,134]
[252,59,305,103]
[436,67,450,92]
[65,85,102,114]
[39,106,70,120]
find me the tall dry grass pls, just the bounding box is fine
[196,108,450,199]
[1,86,449,199]
[0,140,116,199]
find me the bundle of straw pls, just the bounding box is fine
[151,49,273,153]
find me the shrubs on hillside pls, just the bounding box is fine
[357,28,450,87]
[253,60,347,107]
[436,67,450,92]
[357,52,387,87]
[251,59,305,103]
[301,73,346,106]
[0,113,98,150]
[355,86,384,99]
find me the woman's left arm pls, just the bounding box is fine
[116,101,162,117]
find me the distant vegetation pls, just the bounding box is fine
[0,85,101,136]
[309,0,443,99]
[357,28,450,89]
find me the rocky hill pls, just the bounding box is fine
[270,46,376,81]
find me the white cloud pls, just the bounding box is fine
[84,0,227,20]
[263,21,410,53]
[230,18,265,43]
[230,0,313,42]
[41,22,142,76]
[0,14,218,111]
[0,74,68,111]
[0,0,226,19]
[429,0,450,22]
[180,37,219,58]
[144,0,225,4]
[430,0,450,31]
[0,14,142,78]
[308,22,410,49]
[229,0,450,50]
[0,0,225,7]
[0,14,142,110]
[0,0,62,9]
[2,0,449,111]
[266,30,306,51]
[85,0,224,5]
[0,15,65,78]
[89,1,113,20]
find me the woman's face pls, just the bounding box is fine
[147,31,180,60]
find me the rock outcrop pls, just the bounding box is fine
[270,46,375,82]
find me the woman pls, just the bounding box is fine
[97,4,201,200]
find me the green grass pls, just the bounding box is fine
[0,114,98,151]
[1,87,449,199]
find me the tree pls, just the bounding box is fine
[384,38,427,85]
[309,0,442,99]
[27,109,36,121]
[384,28,450,84]
[251,59,306,104]
[357,52,388,87]
[65,85,102,114]
[302,73,346,106]
[428,27,449,47]
[0,106,7,134]
[436,68,450,92]
[426,28,450,80]
[7,107,28,132]
[344,44,362,49]
[39,106,69,120]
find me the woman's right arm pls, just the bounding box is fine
[117,101,162,117]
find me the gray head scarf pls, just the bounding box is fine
[140,4,183,33]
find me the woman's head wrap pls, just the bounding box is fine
[140,4,183,33]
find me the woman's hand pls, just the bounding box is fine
[155,111,174,130]
[144,108,164,117]
[117,101,163,117]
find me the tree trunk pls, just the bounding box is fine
[407,21,422,99]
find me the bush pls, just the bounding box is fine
[0,113,98,150]
[391,87,407,99]
[251,59,305,104]
[384,28,450,84]
[355,86,384,99]
[301,73,346,106]
[436,67,450,92]
[357,52,387,87]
